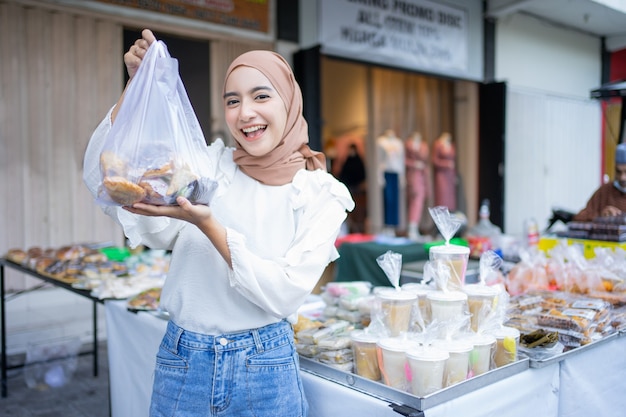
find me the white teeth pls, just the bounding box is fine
[242,125,265,133]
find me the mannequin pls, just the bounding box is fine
[404,132,429,240]
[377,129,405,233]
[432,132,457,211]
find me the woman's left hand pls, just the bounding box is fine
[124,196,212,226]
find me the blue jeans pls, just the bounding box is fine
[149,320,309,417]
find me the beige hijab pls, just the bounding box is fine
[224,50,326,185]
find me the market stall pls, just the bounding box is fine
[0,245,169,397]
[5,235,626,417]
[104,299,626,417]
[0,257,103,397]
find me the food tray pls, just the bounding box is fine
[299,355,529,411]
[527,331,619,368]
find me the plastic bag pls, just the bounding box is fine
[376,250,403,289]
[97,39,217,207]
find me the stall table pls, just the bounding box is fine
[0,258,102,398]
[104,299,626,417]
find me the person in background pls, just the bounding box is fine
[339,143,367,233]
[573,142,626,221]
[83,29,354,417]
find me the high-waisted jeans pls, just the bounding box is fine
[149,320,308,417]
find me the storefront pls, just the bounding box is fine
[295,0,484,235]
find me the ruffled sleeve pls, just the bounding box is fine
[226,169,354,319]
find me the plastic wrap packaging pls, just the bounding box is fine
[505,246,550,295]
[463,251,507,334]
[518,329,564,360]
[321,281,372,325]
[24,337,82,389]
[428,206,470,291]
[506,291,614,348]
[97,39,217,207]
[350,330,381,381]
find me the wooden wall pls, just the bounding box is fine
[0,2,125,291]
[0,2,273,293]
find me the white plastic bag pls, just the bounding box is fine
[97,39,216,207]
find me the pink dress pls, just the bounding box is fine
[432,138,457,211]
[405,139,429,225]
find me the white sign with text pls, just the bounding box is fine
[319,0,468,74]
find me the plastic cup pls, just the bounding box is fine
[426,291,468,325]
[429,244,470,291]
[432,339,473,387]
[401,283,435,328]
[467,334,496,376]
[462,284,499,332]
[406,347,449,397]
[350,330,381,381]
[491,326,520,367]
[375,288,417,336]
[376,337,414,391]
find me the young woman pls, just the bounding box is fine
[83,29,354,417]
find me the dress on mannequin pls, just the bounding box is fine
[404,132,429,239]
[432,132,457,211]
[377,129,404,231]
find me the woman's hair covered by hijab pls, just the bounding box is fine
[224,50,326,185]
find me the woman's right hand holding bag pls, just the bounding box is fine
[113,29,156,122]
[98,29,218,209]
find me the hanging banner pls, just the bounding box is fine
[95,0,270,33]
[319,0,468,75]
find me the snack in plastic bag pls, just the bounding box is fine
[98,39,217,207]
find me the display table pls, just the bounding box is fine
[334,240,428,286]
[104,300,626,417]
[556,334,626,417]
[0,258,102,398]
[105,300,165,417]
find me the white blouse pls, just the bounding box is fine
[83,109,354,334]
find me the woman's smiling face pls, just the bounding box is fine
[223,66,288,157]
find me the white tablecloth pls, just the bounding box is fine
[105,300,166,417]
[104,300,625,417]
[557,336,626,417]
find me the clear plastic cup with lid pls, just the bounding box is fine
[426,290,468,325]
[467,333,496,376]
[491,326,520,367]
[374,287,417,336]
[401,283,436,328]
[429,244,470,291]
[406,346,449,397]
[462,284,499,332]
[350,330,380,381]
[376,337,415,391]
[432,339,474,387]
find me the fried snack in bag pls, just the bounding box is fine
[97,39,217,207]
[506,247,550,295]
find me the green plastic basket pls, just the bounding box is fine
[99,246,131,262]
